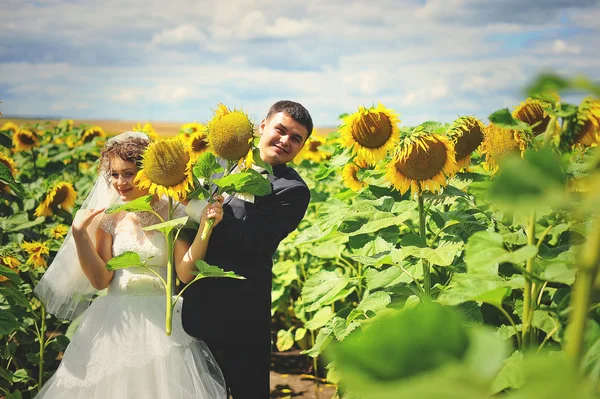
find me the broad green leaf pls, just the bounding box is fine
[302,271,350,312]
[403,242,462,267]
[465,231,537,275]
[365,266,407,290]
[250,148,273,175]
[276,328,295,351]
[331,316,359,341]
[11,369,28,383]
[295,327,307,342]
[0,283,31,309]
[191,260,245,280]
[488,108,531,132]
[0,311,18,335]
[538,249,577,284]
[0,162,27,198]
[306,235,348,259]
[305,306,334,331]
[214,169,272,196]
[0,264,20,284]
[1,214,45,233]
[437,273,511,308]
[193,151,223,180]
[302,325,333,358]
[142,216,188,235]
[488,148,568,211]
[106,251,144,271]
[347,291,391,323]
[491,351,524,394]
[351,252,394,269]
[106,195,154,214]
[340,213,412,236]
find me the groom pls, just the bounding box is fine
[182,100,313,398]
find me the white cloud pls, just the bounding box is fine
[551,39,582,54]
[152,24,207,45]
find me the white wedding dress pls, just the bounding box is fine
[35,200,227,399]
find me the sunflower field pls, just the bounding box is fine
[1,73,600,398]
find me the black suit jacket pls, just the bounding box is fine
[181,163,310,350]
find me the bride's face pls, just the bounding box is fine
[110,157,149,201]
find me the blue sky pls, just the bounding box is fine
[1,0,599,128]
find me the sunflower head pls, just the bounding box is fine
[513,98,558,137]
[340,103,401,165]
[135,138,193,202]
[180,122,205,137]
[12,129,39,152]
[446,116,484,170]
[49,224,69,240]
[342,159,369,192]
[21,241,49,268]
[58,119,74,132]
[385,133,459,195]
[132,122,158,141]
[294,135,330,163]
[187,129,210,159]
[81,126,106,144]
[34,182,78,217]
[560,97,600,150]
[207,104,254,162]
[480,123,529,173]
[1,122,19,135]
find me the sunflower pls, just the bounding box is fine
[179,122,206,138]
[12,129,39,152]
[1,122,18,135]
[58,119,74,132]
[480,123,529,173]
[342,158,370,191]
[560,97,600,149]
[21,241,49,268]
[133,122,159,141]
[385,133,459,195]
[294,135,330,163]
[0,153,18,192]
[340,103,400,165]
[513,97,558,137]
[446,116,484,170]
[34,182,78,217]
[49,224,69,239]
[0,255,19,283]
[186,129,210,159]
[207,104,254,165]
[81,126,106,144]
[135,138,194,202]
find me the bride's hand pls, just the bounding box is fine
[72,208,106,234]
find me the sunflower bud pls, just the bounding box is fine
[207,104,254,161]
[446,116,484,170]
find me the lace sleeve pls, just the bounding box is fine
[174,202,190,219]
[98,213,117,235]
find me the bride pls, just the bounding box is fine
[34,132,227,398]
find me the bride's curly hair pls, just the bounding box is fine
[99,137,149,183]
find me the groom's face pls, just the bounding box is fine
[258,112,308,166]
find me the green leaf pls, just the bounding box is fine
[250,147,273,175]
[0,264,20,284]
[11,369,28,383]
[106,195,154,214]
[0,161,27,198]
[295,327,307,342]
[276,328,295,351]
[488,108,531,132]
[142,216,188,235]
[365,266,413,290]
[191,260,245,280]
[302,270,351,312]
[305,307,335,331]
[302,325,333,358]
[213,169,272,196]
[403,242,462,267]
[105,251,144,271]
[193,151,223,180]
[0,311,18,335]
[465,231,538,275]
[437,273,511,308]
[488,148,568,211]
[0,283,31,309]
[347,291,391,323]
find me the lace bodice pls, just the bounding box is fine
[99,199,187,296]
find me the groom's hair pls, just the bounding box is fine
[266,100,313,139]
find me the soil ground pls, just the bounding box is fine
[270,350,337,398]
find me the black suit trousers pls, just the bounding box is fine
[208,341,271,399]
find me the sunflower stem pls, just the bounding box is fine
[165,198,174,336]
[37,303,46,391]
[200,159,235,240]
[521,211,537,349]
[418,191,431,301]
[542,116,558,148]
[566,215,600,364]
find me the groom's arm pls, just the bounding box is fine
[209,183,310,254]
